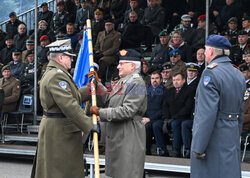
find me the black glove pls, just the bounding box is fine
[94,53,104,60]
[193,152,206,160]
[91,124,100,134]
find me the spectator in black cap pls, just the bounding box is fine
[8,49,24,80]
[38,2,53,28]
[22,39,34,63]
[0,35,15,65]
[149,30,169,71]
[230,30,249,66]
[242,16,250,33]
[13,23,28,52]
[51,1,70,35]
[94,19,121,83]
[74,0,94,32]
[120,11,145,50]
[6,12,22,38]
[91,8,105,46]
[161,62,173,88]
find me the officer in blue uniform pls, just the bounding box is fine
[191,35,246,178]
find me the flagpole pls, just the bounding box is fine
[86,19,100,178]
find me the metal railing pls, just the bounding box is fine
[0,0,58,33]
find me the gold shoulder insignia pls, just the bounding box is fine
[207,63,218,69]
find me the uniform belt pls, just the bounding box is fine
[43,111,66,118]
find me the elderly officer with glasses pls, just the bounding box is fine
[31,39,94,178]
[169,49,187,76]
[191,35,246,178]
[89,49,147,178]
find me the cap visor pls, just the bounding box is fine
[63,51,76,57]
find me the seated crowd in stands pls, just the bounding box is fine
[0,0,249,157]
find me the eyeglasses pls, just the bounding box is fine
[105,24,113,26]
[118,62,131,66]
[170,55,178,58]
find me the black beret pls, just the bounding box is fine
[5,35,13,41]
[118,49,142,62]
[206,35,231,49]
[1,65,11,72]
[26,50,34,56]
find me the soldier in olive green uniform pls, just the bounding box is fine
[31,39,93,178]
[0,65,21,112]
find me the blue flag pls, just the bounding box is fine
[73,31,90,88]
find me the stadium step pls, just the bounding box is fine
[0,144,36,156]
[3,134,38,142]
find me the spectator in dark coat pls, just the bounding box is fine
[196,47,205,78]
[216,0,243,32]
[123,0,144,24]
[242,16,250,33]
[163,72,195,157]
[171,14,196,46]
[38,3,54,28]
[0,36,15,66]
[142,71,169,156]
[110,0,128,29]
[6,12,22,38]
[63,0,77,23]
[51,1,70,35]
[226,17,239,45]
[91,8,105,46]
[37,35,50,65]
[186,0,206,27]
[8,49,25,80]
[141,0,165,36]
[13,23,28,52]
[209,0,226,23]
[75,0,94,32]
[230,30,249,66]
[149,30,170,71]
[34,20,55,45]
[166,31,193,62]
[120,11,144,50]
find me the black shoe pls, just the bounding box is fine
[156,147,169,157]
[173,150,182,158]
[184,149,190,158]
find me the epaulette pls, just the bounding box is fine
[57,69,63,73]
[207,62,218,69]
[132,73,140,78]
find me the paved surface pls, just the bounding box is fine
[0,156,189,178]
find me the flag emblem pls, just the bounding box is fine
[59,81,67,90]
[204,76,210,86]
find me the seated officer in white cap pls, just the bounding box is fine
[89,49,147,178]
[31,39,94,178]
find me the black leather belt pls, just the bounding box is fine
[43,111,66,118]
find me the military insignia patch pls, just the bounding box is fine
[204,76,210,86]
[207,62,218,69]
[119,50,128,56]
[59,81,67,90]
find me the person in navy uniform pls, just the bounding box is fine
[191,35,246,178]
[186,62,199,90]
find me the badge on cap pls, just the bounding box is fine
[59,81,67,90]
[204,76,210,86]
[119,49,128,56]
